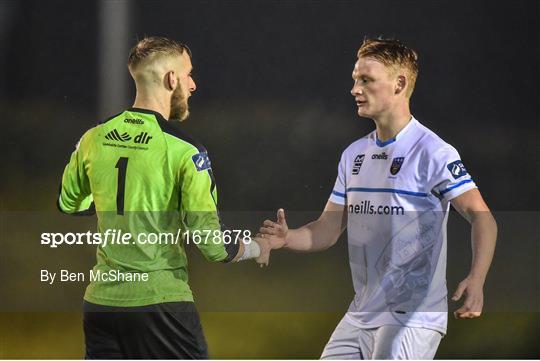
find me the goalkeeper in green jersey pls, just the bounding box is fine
[58,37,268,359]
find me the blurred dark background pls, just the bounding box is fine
[0,0,539,358]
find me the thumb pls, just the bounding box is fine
[452,282,467,301]
[277,208,286,225]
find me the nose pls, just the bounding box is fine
[351,82,363,96]
[189,77,196,92]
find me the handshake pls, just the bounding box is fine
[253,208,289,267]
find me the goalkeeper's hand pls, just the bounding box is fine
[253,236,272,267]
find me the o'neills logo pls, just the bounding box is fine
[124,118,144,125]
[372,152,388,160]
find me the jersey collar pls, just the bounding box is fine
[375,116,417,147]
[128,107,168,123]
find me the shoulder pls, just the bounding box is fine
[414,119,459,157]
[159,123,213,174]
[158,119,206,155]
[413,119,466,180]
[75,125,101,150]
[90,110,125,141]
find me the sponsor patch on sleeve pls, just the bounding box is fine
[447,160,467,179]
[192,152,211,172]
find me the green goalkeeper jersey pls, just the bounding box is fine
[58,108,238,306]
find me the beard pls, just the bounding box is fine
[169,83,189,121]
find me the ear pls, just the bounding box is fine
[395,75,407,95]
[166,71,177,91]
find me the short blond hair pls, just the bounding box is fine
[357,38,419,98]
[128,36,191,70]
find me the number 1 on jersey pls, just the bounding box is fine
[115,157,129,215]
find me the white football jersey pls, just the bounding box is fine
[329,116,477,334]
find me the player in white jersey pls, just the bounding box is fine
[257,38,497,359]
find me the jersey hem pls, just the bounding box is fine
[443,182,477,201]
[343,313,447,335]
[83,292,195,307]
[329,195,346,205]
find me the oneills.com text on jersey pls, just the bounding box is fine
[348,200,405,215]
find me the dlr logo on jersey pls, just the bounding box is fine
[134,132,152,144]
[104,129,153,144]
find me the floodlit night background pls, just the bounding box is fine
[0,0,539,358]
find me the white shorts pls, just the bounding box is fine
[321,316,442,359]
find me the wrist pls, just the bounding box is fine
[235,240,261,262]
[283,232,292,249]
[466,272,486,285]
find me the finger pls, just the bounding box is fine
[466,301,483,314]
[451,283,467,301]
[453,300,480,318]
[256,256,268,266]
[453,307,468,319]
[461,293,482,312]
[263,220,277,228]
[258,256,269,267]
[461,297,474,310]
[277,208,286,225]
[256,246,270,266]
[460,312,478,319]
[259,226,276,235]
[455,310,481,319]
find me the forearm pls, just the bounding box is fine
[467,211,497,283]
[285,218,340,252]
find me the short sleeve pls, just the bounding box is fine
[429,145,477,201]
[329,152,347,205]
[179,148,219,213]
[178,148,233,262]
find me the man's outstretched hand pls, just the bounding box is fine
[254,208,289,266]
[260,208,289,248]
